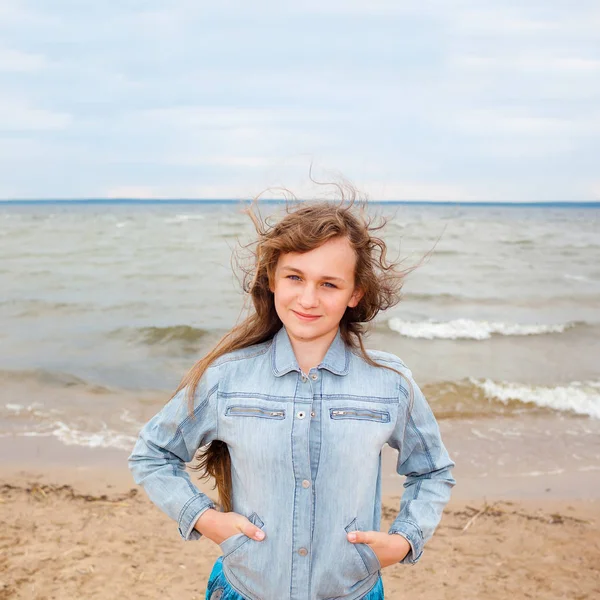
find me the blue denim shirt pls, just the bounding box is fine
[128,326,455,600]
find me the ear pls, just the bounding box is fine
[347,287,364,309]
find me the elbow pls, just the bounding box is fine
[404,462,456,489]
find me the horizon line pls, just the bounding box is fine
[0,198,599,208]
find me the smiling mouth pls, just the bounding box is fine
[292,310,321,320]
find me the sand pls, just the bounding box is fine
[1,438,599,600]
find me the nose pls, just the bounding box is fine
[298,283,319,309]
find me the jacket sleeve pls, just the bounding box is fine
[386,366,455,564]
[127,365,220,541]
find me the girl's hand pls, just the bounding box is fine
[347,530,411,568]
[194,508,266,544]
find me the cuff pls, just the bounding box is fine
[177,493,216,540]
[388,519,424,564]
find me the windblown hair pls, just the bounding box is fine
[178,193,409,512]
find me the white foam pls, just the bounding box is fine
[502,468,565,478]
[50,421,137,451]
[472,378,600,419]
[4,402,44,414]
[387,318,573,340]
[165,214,205,224]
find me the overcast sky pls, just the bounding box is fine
[1,1,599,202]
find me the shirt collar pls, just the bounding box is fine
[271,326,350,377]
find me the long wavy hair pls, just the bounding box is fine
[177,193,410,512]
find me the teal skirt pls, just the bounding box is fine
[206,557,384,600]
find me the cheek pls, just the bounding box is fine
[273,282,295,305]
[323,293,352,313]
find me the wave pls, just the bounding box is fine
[164,214,206,224]
[112,325,210,346]
[398,292,600,308]
[387,318,581,340]
[1,299,90,318]
[0,368,113,393]
[49,421,137,451]
[4,425,137,452]
[424,379,600,420]
[402,292,499,305]
[471,379,600,420]
[1,406,143,452]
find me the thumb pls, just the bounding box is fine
[239,519,266,541]
[347,530,377,545]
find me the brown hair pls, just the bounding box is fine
[177,195,409,512]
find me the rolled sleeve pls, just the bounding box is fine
[389,520,424,564]
[178,493,216,540]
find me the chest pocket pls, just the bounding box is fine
[226,405,285,420]
[330,407,390,423]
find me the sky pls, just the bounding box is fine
[1,1,599,202]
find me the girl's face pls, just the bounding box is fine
[271,236,363,346]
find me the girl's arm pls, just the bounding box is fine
[127,367,219,541]
[386,369,456,564]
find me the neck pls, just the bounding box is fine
[287,328,338,375]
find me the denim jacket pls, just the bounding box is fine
[128,327,455,600]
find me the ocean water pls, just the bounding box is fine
[1,201,599,480]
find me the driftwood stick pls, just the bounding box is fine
[462,501,498,533]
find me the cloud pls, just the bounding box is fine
[0,1,599,201]
[0,47,49,72]
[0,97,72,131]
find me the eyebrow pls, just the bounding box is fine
[279,266,347,283]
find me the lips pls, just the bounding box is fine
[292,310,321,321]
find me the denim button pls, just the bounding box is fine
[311,373,318,380]
[302,479,311,488]
[297,411,306,419]
[301,375,308,382]
[310,411,315,417]
[298,547,308,556]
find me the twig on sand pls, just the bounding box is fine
[462,501,498,533]
[1,483,138,504]
[459,501,592,532]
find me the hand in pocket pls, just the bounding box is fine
[195,508,266,545]
[347,530,411,568]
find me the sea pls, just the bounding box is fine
[1,201,599,494]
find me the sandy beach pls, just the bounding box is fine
[1,437,599,600]
[2,202,599,598]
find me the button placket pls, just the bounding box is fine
[291,369,316,592]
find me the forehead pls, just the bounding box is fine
[277,237,357,277]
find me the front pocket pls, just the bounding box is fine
[219,512,265,558]
[330,407,390,423]
[345,518,381,577]
[225,405,285,420]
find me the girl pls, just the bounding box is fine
[128,200,455,600]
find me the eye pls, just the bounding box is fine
[286,275,301,281]
[322,282,337,289]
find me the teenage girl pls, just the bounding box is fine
[128,201,455,600]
